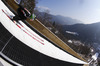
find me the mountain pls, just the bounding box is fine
[51,15,82,25]
[62,22,100,44]
[35,11,82,25]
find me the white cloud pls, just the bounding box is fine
[37,6,51,12]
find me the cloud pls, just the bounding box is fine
[37,6,51,12]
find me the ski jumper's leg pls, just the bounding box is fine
[13,15,21,22]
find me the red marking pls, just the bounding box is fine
[19,23,44,42]
[17,24,44,45]
[16,24,21,28]
[24,27,44,42]
[2,9,11,19]
[23,28,44,45]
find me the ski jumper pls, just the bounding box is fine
[13,5,31,21]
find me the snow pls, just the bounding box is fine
[68,40,72,43]
[92,53,99,60]
[66,31,79,35]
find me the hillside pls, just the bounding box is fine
[62,22,100,44]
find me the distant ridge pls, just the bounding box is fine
[35,12,82,25]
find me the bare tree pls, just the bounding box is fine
[34,7,40,17]
[42,10,52,25]
[20,0,37,13]
[34,7,52,25]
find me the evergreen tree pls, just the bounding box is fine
[53,21,55,27]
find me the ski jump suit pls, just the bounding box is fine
[13,5,31,21]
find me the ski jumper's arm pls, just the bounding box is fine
[30,14,36,21]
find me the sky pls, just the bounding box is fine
[37,0,100,24]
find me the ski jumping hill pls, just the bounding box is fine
[0,0,88,66]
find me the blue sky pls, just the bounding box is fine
[37,0,100,24]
